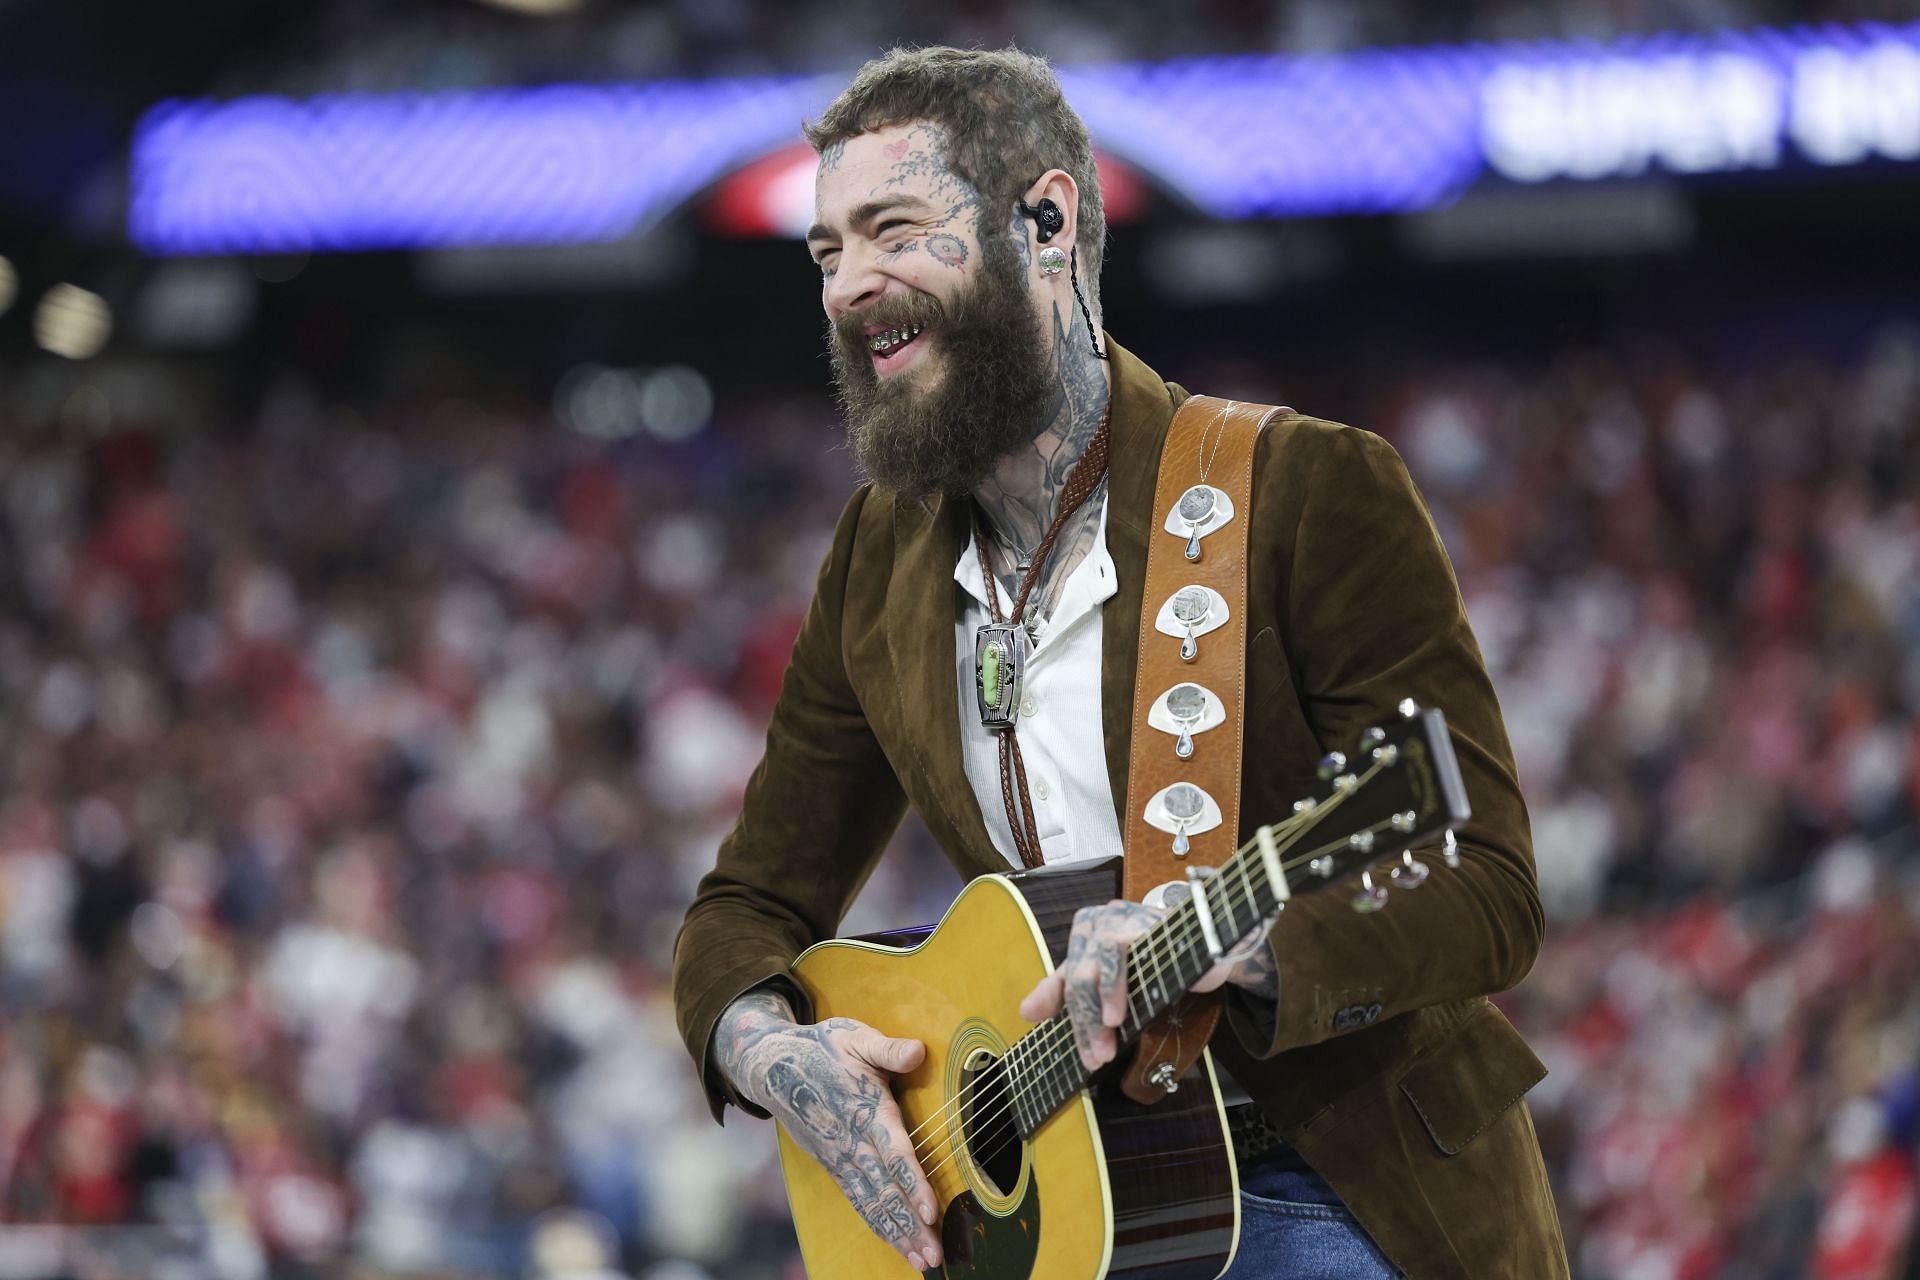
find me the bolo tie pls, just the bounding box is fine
[971,409,1112,869]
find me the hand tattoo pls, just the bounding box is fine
[1061,900,1160,1070]
[713,991,938,1264]
[1227,938,1281,1001]
[714,988,799,1088]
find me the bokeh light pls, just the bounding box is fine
[33,283,113,359]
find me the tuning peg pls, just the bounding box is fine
[1361,726,1386,749]
[1389,850,1430,888]
[1440,829,1460,869]
[1351,870,1389,912]
[1317,752,1347,780]
[1390,810,1416,833]
[1398,698,1420,719]
[1347,831,1375,854]
[1371,743,1399,765]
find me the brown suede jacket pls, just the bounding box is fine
[673,337,1570,1278]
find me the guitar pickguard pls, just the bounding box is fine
[938,1177,1041,1278]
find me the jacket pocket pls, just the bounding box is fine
[1396,1002,1547,1156]
[1248,626,1309,733]
[1245,626,1324,784]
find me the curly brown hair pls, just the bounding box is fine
[804,46,1106,310]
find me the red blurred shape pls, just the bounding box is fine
[704,142,1147,239]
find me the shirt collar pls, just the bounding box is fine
[954,489,1118,635]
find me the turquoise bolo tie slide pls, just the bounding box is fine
[973,621,1030,730]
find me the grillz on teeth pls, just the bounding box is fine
[870,324,923,352]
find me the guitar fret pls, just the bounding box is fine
[1236,853,1257,935]
[1019,830,1342,1133]
[1216,873,1241,943]
[970,714,1453,1149]
[1006,1044,1029,1137]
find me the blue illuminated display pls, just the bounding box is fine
[130,22,1920,255]
[132,77,842,254]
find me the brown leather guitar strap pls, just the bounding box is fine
[1118,394,1285,1105]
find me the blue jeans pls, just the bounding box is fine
[1220,1145,1402,1279]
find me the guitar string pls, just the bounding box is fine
[897,763,1383,1166]
[915,811,1407,1192]
[887,805,1313,1166]
[908,841,1330,1181]
[899,764,1398,1174]
[983,804,1392,1123]
[913,815,1419,1180]
[898,752,1413,1182]
[903,886,1246,1173]
[918,812,1409,1191]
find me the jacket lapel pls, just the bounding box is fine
[883,493,999,874]
[1099,338,1185,833]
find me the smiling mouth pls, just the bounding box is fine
[868,323,925,361]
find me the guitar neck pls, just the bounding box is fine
[1001,833,1283,1136]
[998,704,1467,1138]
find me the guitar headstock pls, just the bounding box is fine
[1267,699,1471,911]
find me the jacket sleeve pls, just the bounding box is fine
[672,485,909,1122]
[1225,421,1542,1058]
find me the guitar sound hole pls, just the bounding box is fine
[958,1050,1021,1197]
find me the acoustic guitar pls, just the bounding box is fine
[777,700,1470,1278]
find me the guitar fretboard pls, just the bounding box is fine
[1000,821,1291,1136]
[993,704,1460,1139]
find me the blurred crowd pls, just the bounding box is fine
[0,373,941,1279]
[1375,325,1920,1280]
[0,316,1916,1280]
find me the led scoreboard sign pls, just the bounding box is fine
[1481,32,1920,182]
[130,21,1920,255]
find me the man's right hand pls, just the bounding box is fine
[713,988,944,1273]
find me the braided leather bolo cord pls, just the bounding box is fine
[972,410,1112,868]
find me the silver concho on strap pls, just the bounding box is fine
[1154,584,1229,663]
[1162,483,1235,562]
[1148,680,1227,759]
[1168,683,1206,758]
[1144,781,1222,857]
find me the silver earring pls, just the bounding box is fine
[1038,246,1068,275]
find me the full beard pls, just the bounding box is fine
[827,234,1054,502]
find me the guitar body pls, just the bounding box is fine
[779,858,1239,1279]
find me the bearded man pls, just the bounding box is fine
[673,46,1569,1279]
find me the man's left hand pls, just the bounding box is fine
[1018,897,1254,1072]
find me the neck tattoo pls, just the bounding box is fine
[973,296,1111,607]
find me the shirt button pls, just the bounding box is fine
[1021,696,1038,718]
[1034,778,1051,801]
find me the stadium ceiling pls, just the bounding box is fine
[0,0,326,232]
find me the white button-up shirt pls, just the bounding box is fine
[952,495,1126,868]
[952,493,1258,1106]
